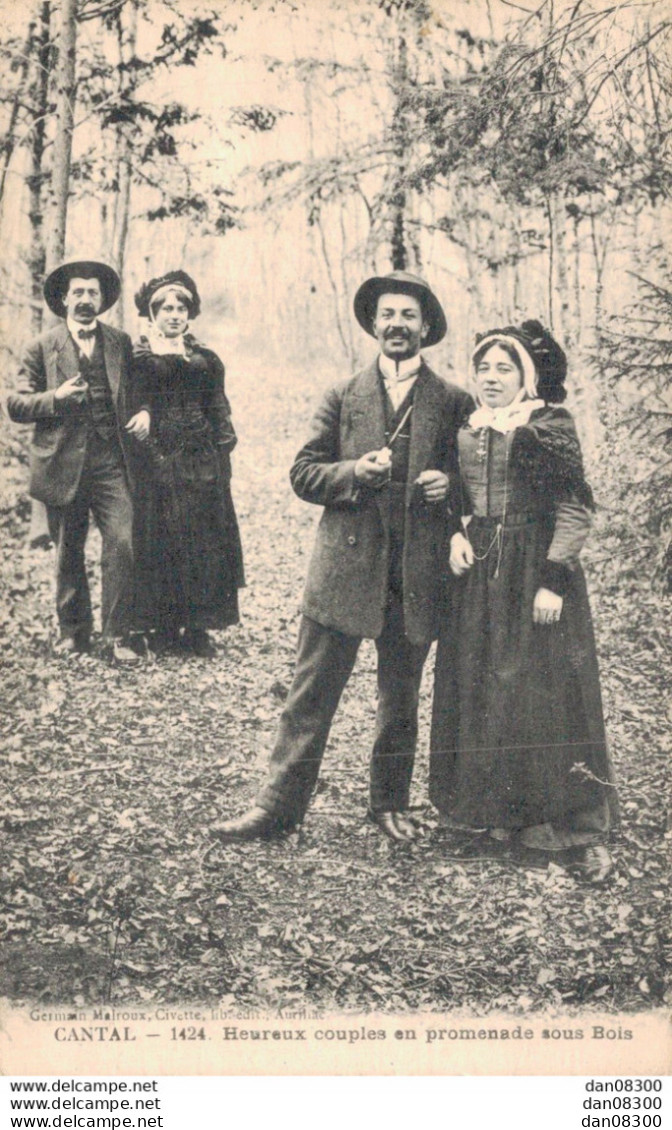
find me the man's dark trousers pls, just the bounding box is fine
[53,435,133,643]
[256,593,430,824]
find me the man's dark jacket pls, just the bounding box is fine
[7,321,134,507]
[290,358,473,645]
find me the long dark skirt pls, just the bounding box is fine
[132,451,244,634]
[429,514,617,844]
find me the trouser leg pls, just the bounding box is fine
[28,499,57,549]
[369,597,430,813]
[88,440,134,641]
[53,488,92,639]
[256,616,361,823]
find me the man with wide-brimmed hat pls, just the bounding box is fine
[7,259,141,663]
[215,270,473,842]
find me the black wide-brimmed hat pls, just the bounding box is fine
[44,260,121,316]
[134,270,201,319]
[353,270,447,347]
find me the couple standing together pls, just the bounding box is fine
[215,270,617,885]
[8,261,244,663]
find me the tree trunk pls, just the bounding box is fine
[389,30,409,271]
[27,3,53,551]
[45,0,78,274]
[28,1,51,335]
[589,210,612,347]
[0,25,33,209]
[571,212,582,351]
[110,0,139,329]
[546,191,572,344]
[36,0,77,554]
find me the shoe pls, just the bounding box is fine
[102,637,144,666]
[183,629,217,659]
[509,841,550,871]
[53,631,90,657]
[575,845,614,885]
[369,810,413,843]
[212,806,294,842]
[149,628,180,655]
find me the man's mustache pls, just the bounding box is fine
[75,303,96,315]
[384,327,410,339]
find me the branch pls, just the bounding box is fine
[78,0,127,22]
[579,21,672,125]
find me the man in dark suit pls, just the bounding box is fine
[215,271,473,841]
[7,260,143,663]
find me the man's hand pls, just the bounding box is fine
[354,450,392,487]
[54,374,88,404]
[449,532,474,576]
[533,587,563,624]
[125,410,151,442]
[415,469,449,503]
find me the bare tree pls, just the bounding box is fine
[109,0,139,328]
[27,2,52,335]
[46,0,78,274]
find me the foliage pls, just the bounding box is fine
[72,2,234,230]
[598,258,672,590]
[414,2,672,211]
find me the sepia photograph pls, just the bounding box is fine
[0,0,669,1078]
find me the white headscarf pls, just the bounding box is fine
[468,334,544,433]
[147,285,191,356]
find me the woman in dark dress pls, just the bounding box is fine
[429,321,617,884]
[125,270,244,658]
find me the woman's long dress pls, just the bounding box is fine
[129,336,244,635]
[429,406,617,850]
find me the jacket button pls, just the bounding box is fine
[347,535,356,546]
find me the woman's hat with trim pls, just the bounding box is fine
[474,319,568,403]
[134,270,201,319]
[353,270,447,347]
[44,260,121,316]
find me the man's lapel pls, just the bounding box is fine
[407,362,443,495]
[99,323,121,398]
[350,360,386,451]
[54,322,79,386]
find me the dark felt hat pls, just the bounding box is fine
[43,260,121,316]
[353,270,447,347]
[134,270,201,319]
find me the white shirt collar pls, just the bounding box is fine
[67,316,99,341]
[378,352,422,384]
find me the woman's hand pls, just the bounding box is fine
[416,469,449,503]
[125,410,151,442]
[449,532,474,576]
[533,587,563,624]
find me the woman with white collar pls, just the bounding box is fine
[429,321,617,884]
[125,270,244,658]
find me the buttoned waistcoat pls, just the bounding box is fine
[290,359,474,645]
[7,322,134,507]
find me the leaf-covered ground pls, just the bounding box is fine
[1,351,669,1015]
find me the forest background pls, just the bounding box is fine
[0,0,670,1020]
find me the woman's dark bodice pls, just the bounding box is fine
[457,412,593,569]
[143,348,218,451]
[132,336,236,459]
[458,426,538,517]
